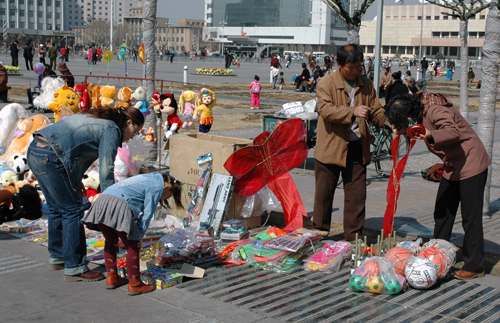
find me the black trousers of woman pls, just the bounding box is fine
[433,169,487,273]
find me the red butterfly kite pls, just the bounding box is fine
[224,118,309,231]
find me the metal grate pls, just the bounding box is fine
[175,265,500,322]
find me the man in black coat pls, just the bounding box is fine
[10,41,19,67]
[23,43,34,70]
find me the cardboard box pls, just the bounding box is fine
[220,231,249,241]
[166,133,261,228]
[140,268,183,289]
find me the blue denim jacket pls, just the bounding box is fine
[103,174,164,237]
[34,114,123,192]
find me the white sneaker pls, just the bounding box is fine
[250,107,254,109]
[256,107,260,109]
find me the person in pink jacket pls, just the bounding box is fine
[384,92,491,281]
[249,75,261,109]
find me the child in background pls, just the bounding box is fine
[249,75,261,110]
[82,173,183,296]
[279,72,285,90]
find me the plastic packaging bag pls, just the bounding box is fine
[261,228,322,252]
[396,237,422,255]
[302,98,317,113]
[349,256,407,295]
[126,136,154,175]
[422,238,457,267]
[384,246,415,276]
[417,246,451,279]
[239,185,281,218]
[184,153,213,227]
[303,241,352,273]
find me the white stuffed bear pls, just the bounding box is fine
[82,172,100,202]
[0,103,28,153]
[33,77,66,111]
[1,170,18,186]
[132,86,149,116]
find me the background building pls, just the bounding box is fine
[359,3,486,59]
[203,0,349,56]
[65,0,136,29]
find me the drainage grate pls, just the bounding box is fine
[0,255,44,275]
[176,265,500,322]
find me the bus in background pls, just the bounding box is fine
[284,51,303,60]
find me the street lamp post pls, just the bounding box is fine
[166,22,172,51]
[417,1,425,81]
[219,20,227,55]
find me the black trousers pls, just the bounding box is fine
[434,169,487,272]
[40,57,46,65]
[11,55,18,67]
[314,141,366,240]
[25,58,33,70]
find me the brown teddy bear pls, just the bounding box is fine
[114,86,132,109]
[100,85,116,109]
[89,84,102,109]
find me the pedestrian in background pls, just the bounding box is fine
[38,44,46,65]
[48,42,57,70]
[249,74,261,109]
[10,40,19,67]
[23,42,34,71]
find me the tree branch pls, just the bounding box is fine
[322,0,354,26]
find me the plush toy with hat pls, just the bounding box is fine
[193,88,217,133]
[161,93,183,141]
[74,84,89,110]
[48,85,80,121]
[100,85,116,109]
[132,86,149,116]
[114,86,133,109]
[152,91,162,121]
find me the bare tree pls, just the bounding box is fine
[142,0,158,161]
[426,0,489,122]
[477,2,500,216]
[321,0,376,44]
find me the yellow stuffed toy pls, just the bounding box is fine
[193,88,216,133]
[89,84,102,109]
[100,85,116,109]
[48,85,80,122]
[114,87,132,109]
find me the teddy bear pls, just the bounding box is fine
[100,85,116,109]
[0,103,28,153]
[48,85,81,122]
[114,86,133,109]
[89,83,102,109]
[193,88,217,133]
[74,84,89,110]
[132,86,149,116]
[0,182,42,224]
[1,115,51,160]
[179,90,197,129]
[160,93,183,141]
[1,170,18,187]
[82,172,100,201]
[152,91,162,121]
[144,127,157,143]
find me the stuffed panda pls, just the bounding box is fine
[12,154,29,177]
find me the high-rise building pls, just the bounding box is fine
[204,0,349,55]
[66,0,136,29]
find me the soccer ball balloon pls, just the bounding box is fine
[422,239,457,267]
[34,62,44,75]
[384,278,402,294]
[365,275,384,293]
[349,274,366,292]
[418,247,450,279]
[405,256,438,289]
[384,247,413,276]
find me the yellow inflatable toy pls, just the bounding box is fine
[48,85,80,122]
